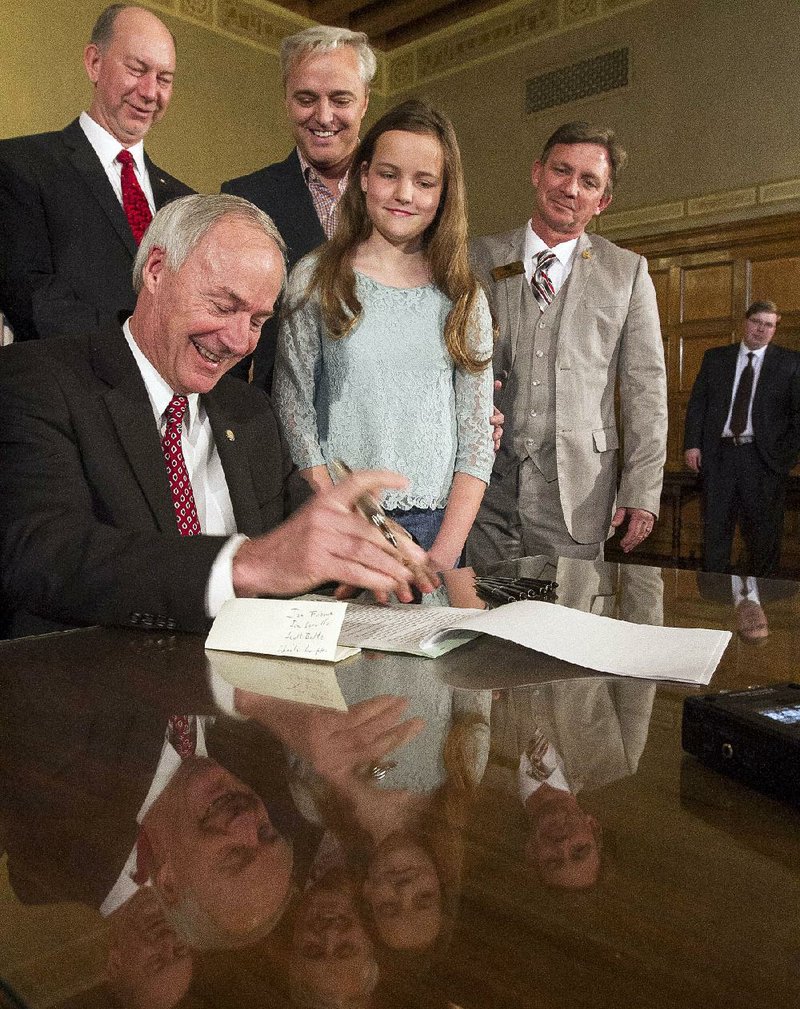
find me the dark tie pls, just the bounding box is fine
[162,394,201,536]
[531,249,557,312]
[116,149,153,245]
[168,714,197,758]
[730,352,755,437]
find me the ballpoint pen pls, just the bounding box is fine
[329,458,412,550]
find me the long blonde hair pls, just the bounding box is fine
[301,100,491,374]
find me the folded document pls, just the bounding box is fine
[339,600,731,685]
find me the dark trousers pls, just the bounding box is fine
[702,441,786,576]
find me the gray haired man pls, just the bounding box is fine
[0,194,435,637]
[222,25,376,391]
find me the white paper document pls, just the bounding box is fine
[206,649,348,711]
[206,598,358,662]
[422,600,731,685]
[338,603,484,657]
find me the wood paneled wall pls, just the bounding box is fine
[616,212,800,571]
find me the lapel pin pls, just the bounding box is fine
[491,261,525,281]
[225,429,235,442]
[582,249,592,260]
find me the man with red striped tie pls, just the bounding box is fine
[0,4,191,343]
[467,121,667,567]
[0,194,436,637]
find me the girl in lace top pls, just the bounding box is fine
[274,100,494,570]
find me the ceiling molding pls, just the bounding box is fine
[143,0,654,97]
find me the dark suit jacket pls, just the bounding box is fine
[683,342,800,475]
[222,149,325,391]
[0,118,192,342]
[0,325,300,636]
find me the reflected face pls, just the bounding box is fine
[363,837,442,949]
[360,129,444,253]
[525,789,601,889]
[531,142,612,241]
[136,217,284,395]
[107,887,193,1009]
[84,8,175,146]
[743,311,779,351]
[292,876,376,999]
[150,757,293,937]
[737,599,769,641]
[285,47,369,175]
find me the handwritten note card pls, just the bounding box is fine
[206,598,353,662]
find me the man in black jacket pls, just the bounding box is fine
[684,300,800,575]
[0,4,191,342]
[222,24,374,391]
[0,194,435,636]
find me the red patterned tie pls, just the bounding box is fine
[117,149,153,245]
[168,714,197,758]
[162,394,201,536]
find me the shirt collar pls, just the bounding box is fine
[738,341,768,361]
[526,222,579,267]
[296,146,349,194]
[79,111,147,177]
[122,318,200,431]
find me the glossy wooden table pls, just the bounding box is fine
[1,560,799,1009]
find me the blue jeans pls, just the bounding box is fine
[385,506,445,552]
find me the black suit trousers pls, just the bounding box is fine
[702,442,786,576]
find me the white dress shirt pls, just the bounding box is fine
[79,112,156,214]
[524,223,579,295]
[517,742,570,802]
[722,342,767,438]
[732,575,761,606]
[100,717,212,916]
[123,320,245,616]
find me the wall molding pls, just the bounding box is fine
[143,0,654,97]
[387,0,652,94]
[598,176,800,240]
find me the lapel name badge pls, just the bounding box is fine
[225,429,235,442]
[491,261,525,282]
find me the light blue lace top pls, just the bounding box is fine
[274,256,495,511]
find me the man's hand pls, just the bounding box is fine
[235,692,424,782]
[490,380,504,454]
[684,448,702,473]
[232,468,438,602]
[611,507,656,553]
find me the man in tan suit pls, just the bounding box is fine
[466,122,667,565]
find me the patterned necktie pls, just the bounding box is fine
[531,249,557,312]
[168,714,197,758]
[116,149,153,245]
[162,394,201,535]
[730,352,755,437]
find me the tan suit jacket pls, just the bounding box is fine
[472,227,667,543]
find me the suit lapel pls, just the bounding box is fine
[147,153,170,210]
[495,230,526,370]
[557,232,594,341]
[92,327,177,534]
[146,153,176,211]
[205,391,262,537]
[61,120,137,258]
[754,343,776,405]
[281,150,327,256]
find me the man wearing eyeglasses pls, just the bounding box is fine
[684,300,800,575]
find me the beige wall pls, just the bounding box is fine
[397,0,800,238]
